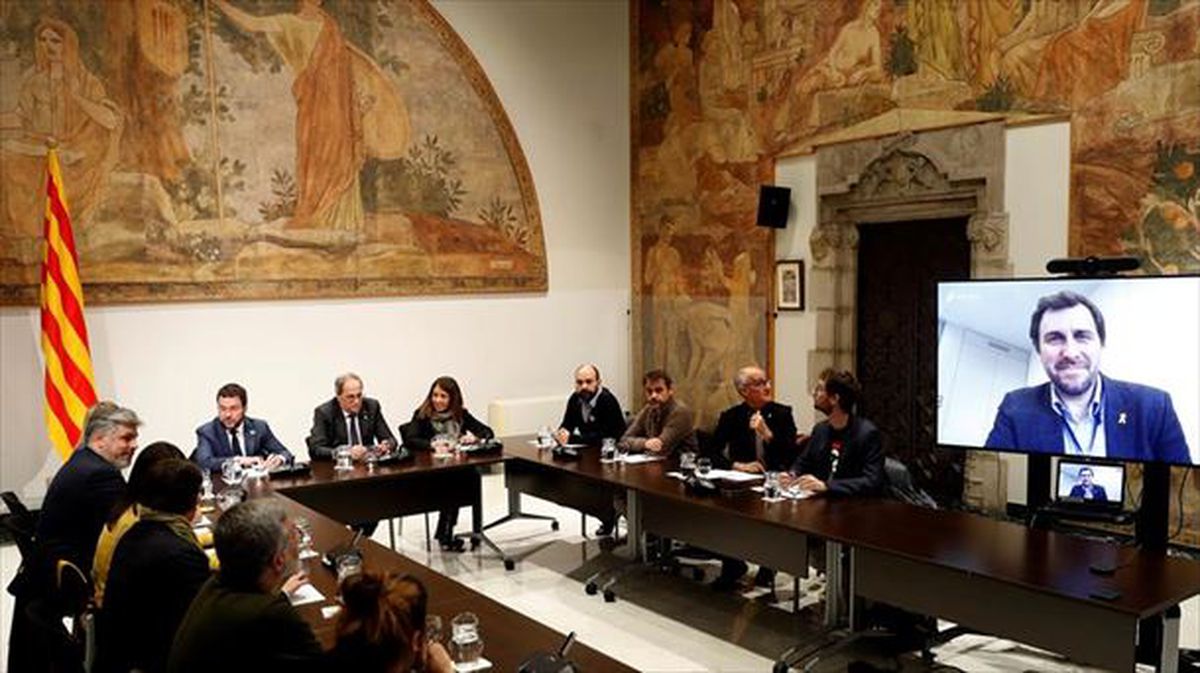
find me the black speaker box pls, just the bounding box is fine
[756,185,790,228]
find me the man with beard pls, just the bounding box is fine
[555,364,628,536]
[619,369,697,457]
[985,291,1189,463]
[785,369,884,498]
[194,383,293,473]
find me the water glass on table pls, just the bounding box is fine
[425,614,444,647]
[679,451,697,474]
[336,553,363,583]
[763,471,781,499]
[450,612,484,665]
[295,517,315,556]
[695,456,712,478]
[600,438,617,463]
[536,425,553,449]
[432,434,455,461]
[221,459,245,486]
[334,445,354,471]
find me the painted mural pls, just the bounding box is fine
[0,0,545,304]
[634,0,1198,537]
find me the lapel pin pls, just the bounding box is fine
[1117,412,1128,425]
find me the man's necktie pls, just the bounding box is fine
[230,428,243,456]
[349,414,362,446]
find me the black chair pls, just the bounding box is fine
[1,490,38,562]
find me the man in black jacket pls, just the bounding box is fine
[787,368,884,497]
[709,365,799,590]
[306,372,396,461]
[554,364,626,446]
[100,459,210,673]
[168,499,320,673]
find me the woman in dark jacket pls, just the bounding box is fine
[400,376,493,551]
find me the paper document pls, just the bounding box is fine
[288,582,325,607]
[453,657,493,672]
[621,454,664,464]
[704,469,763,483]
[751,485,813,500]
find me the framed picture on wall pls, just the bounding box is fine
[775,260,804,311]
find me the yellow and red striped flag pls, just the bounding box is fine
[40,148,98,460]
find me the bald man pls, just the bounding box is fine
[554,364,627,446]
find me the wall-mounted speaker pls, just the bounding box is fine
[756,185,790,229]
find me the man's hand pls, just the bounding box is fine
[554,428,571,445]
[644,437,664,454]
[263,454,285,470]
[281,571,308,596]
[424,641,455,673]
[349,445,368,461]
[749,411,773,442]
[732,461,763,473]
[797,474,828,493]
[234,455,262,467]
[461,431,478,445]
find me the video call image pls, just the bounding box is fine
[937,276,1200,466]
[1056,462,1123,504]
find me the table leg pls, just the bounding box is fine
[1160,605,1180,673]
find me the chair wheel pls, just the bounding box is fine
[603,589,616,602]
[504,559,515,571]
[551,521,560,531]
[772,662,790,673]
[585,582,598,595]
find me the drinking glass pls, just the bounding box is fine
[536,425,553,449]
[221,459,244,486]
[696,457,712,478]
[450,612,484,665]
[295,517,315,556]
[615,441,629,463]
[216,487,243,512]
[200,471,214,502]
[334,445,353,471]
[679,451,697,473]
[336,553,363,583]
[600,438,617,463]
[364,445,379,471]
[764,471,781,499]
[432,434,455,461]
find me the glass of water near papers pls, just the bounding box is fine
[334,445,354,471]
[763,471,781,500]
[451,612,484,665]
[600,437,617,463]
[695,456,712,478]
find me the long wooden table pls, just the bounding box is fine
[496,438,1200,671]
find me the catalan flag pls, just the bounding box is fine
[40,148,98,461]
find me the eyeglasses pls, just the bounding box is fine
[746,379,771,388]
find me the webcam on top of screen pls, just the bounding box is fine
[1045,256,1141,277]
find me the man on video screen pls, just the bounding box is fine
[985,290,1189,463]
[1068,466,1109,501]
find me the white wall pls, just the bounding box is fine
[0,0,631,504]
[772,121,1072,503]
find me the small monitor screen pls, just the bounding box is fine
[1056,461,1124,505]
[937,275,1200,466]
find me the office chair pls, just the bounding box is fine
[1,491,38,562]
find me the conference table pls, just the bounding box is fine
[225,439,1200,671]
[217,459,635,672]
[494,439,1200,672]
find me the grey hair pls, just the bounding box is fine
[733,365,764,392]
[334,372,363,395]
[80,401,141,449]
[214,499,290,590]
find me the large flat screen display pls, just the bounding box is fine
[937,276,1199,466]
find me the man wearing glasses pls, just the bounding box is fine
[708,365,798,590]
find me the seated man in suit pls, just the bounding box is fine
[710,365,798,590]
[11,402,140,673]
[100,458,210,673]
[554,363,626,447]
[1068,466,1109,501]
[785,369,884,497]
[985,290,1189,463]
[307,372,397,460]
[619,369,697,456]
[168,499,319,673]
[555,363,627,536]
[193,383,293,473]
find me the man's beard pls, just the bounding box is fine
[579,388,597,402]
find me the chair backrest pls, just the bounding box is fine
[1,491,39,561]
[883,457,938,509]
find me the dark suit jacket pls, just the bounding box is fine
[401,409,493,451]
[306,397,396,459]
[791,416,884,497]
[34,447,125,579]
[98,519,211,673]
[709,401,798,472]
[1068,484,1109,501]
[167,576,324,673]
[558,388,627,445]
[193,417,293,472]
[984,377,1190,464]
